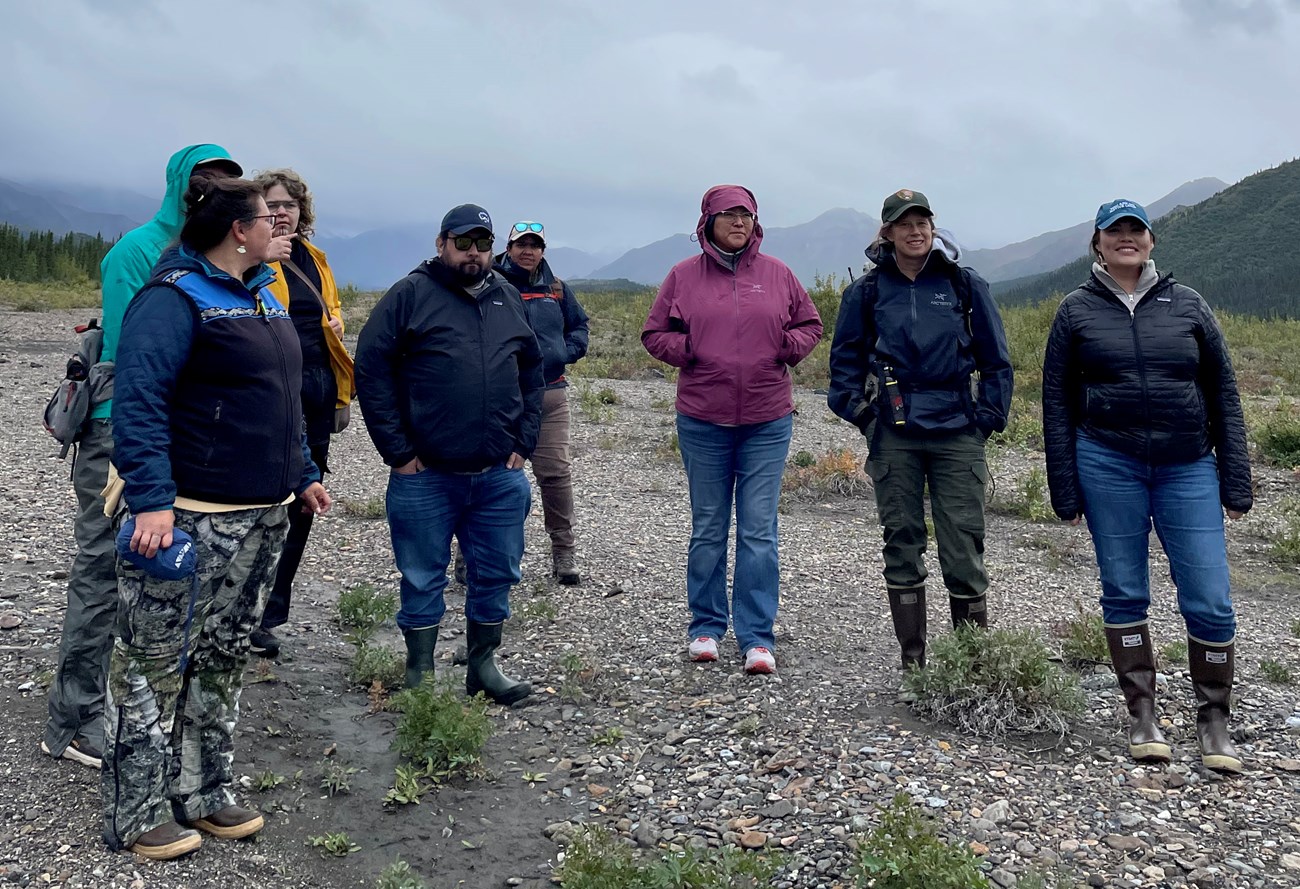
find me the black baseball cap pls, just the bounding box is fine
[881,188,932,224]
[441,204,494,236]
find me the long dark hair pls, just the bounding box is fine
[181,178,264,253]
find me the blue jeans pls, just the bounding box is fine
[385,464,532,630]
[676,412,793,653]
[1076,433,1235,643]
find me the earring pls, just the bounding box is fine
[236,245,247,254]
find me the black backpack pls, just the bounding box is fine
[43,319,113,459]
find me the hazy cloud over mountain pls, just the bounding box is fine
[3,0,1299,254]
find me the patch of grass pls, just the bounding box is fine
[1250,398,1300,467]
[558,825,782,888]
[1054,604,1108,667]
[320,761,357,797]
[990,466,1053,521]
[559,650,600,702]
[348,643,405,689]
[391,677,492,778]
[988,393,1044,450]
[1015,865,1077,889]
[1160,640,1188,666]
[782,447,869,502]
[1270,498,1300,563]
[734,714,760,736]
[596,434,621,451]
[375,859,428,889]
[573,382,618,423]
[0,279,100,311]
[591,726,624,746]
[1260,659,1294,685]
[791,449,817,468]
[650,394,674,411]
[341,495,387,519]
[654,431,681,464]
[1291,618,1300,639]
[307,832,360,857]
[904,625,1084,741]
[519,596,558,624]
[338,583,398,639]
[850,794,988,889]
[384,763,434,806]
[253,769,285,792]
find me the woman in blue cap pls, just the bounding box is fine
[1042,198,1251,773]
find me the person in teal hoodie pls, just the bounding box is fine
[42,144,242,770]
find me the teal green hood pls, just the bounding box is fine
[153,144,242,242]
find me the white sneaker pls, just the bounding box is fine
[743,647,776,675]
[688,637,718,662]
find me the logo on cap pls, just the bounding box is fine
[478,211,490,223]
[898,189,913,200]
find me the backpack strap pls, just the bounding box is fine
[949,264,975,337]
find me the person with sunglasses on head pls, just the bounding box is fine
[247,168,355,658]
[490,221,590,585]
[43,144,242,774]
[828,189,1012,697]
[355,204,543,705]
[642,185,823,676]
[1042,199,1251,773]
[105,176,331,859]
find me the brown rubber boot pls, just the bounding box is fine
[949,595,988,629]
[189,805,265,840]
[128,821,202,860]
[1104,624,1171,763]
[1188,637,1243,774]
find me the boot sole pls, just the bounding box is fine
[129,832,202,860]
[1129,741,1172,763]
[468,683,533,706]
[41,740,102,770]
[190,813,265,840]
[1202,753,1243,774]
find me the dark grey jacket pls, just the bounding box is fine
[1042,271,1252,519]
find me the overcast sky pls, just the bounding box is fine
[3,0,1298,252]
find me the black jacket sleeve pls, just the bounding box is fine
[827,276,876,433]
[513,296,545,458]
[965,270,1014,436]
[1042,297,1081,520]
[354,280,417,468]
[1194,295,1253,513]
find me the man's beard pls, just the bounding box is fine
[447,257,489,287]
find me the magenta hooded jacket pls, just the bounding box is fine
[641,185,823,426]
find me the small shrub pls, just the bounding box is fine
[650,394,674,411]
[307,832,359,857]
[990,466,1053,521]
[1015,865,1077,889]
[1270,498,1300,563]
[1260,659,1294,685]
[348,644,405,689]
[1055,604,1108,667]
[253,770,285,792]
[851,794,989,889]
[391,677,492,777]
[1251,399,1300,467]
[519,596,558,623]
[1160,640,1188,666]
[904,625,1084,741]
[384,763,434,806]
[338,583,398,638]
[988,394,1043,450]
[558,825,782,888]
[596,386,621,405]
[342,495,387,519]
[376,859,428,889]
[1291,618,1300,639]
[654,432,681,463]
[559,651,600,701]
[320,761,357,797]
[791,449,817,468]
[782,447,869,501]
[591,726,624,746]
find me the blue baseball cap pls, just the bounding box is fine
[116,518,198,581]
[1095,199,1151,231]
[440,204,493,237]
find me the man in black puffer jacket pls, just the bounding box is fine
[355,204,544,706]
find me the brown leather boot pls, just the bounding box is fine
[189,805,265,840]
[1188,637,1243,774]
[949,595,988,629]
[128,821,202,860]
[1104,624,1171,763]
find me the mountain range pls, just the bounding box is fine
[0,176,1229,290]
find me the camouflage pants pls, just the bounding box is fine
[102,505,288,850]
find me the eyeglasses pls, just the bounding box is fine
[266,200,299,212]
[513,222,544,234]
[717,210,756,224]
[452,235,495,252]
[251,214,278,226]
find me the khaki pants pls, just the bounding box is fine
[531,388,576,554]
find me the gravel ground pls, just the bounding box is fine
[2,307,1299,889]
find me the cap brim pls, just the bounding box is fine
[883,202,933,223]
[508,232,545,246]
[446,224,493,236]
[1096,211,1150,230]
[193,158,243,177]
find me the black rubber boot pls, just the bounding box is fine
[887,585,927,669]
[402,626,439,689]
[466,621,532,706]
[1188,637,1243,774]
[949,595,988,630]
[1104,624,1171,763]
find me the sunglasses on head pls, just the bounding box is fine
[451,235,494,252]
[513,222,544,234]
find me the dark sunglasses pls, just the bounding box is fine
[451,235,494,252]
[513,222,544,234]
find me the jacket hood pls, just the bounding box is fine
[494,254,556,289]
[155,144,240,243]
[150,244,276,293]
[865,227,963,269]
[696,184,764,268]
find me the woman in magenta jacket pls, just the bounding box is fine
[642,184,823,674]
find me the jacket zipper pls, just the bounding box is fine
[1129,299,1153,465]
[733,272,743,426]
[262,294,295,494]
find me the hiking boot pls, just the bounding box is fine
[553,550,580,586]
[453,551,467,586]
[1189,637,1243,774]
[466,620,532,706]
[403,626,439,689]
[129,822,202,860]
[188,805,265,840]
[688,636,719,662]
[249,627,281,659]
[41,734,103,770]
[743,647,776,675]
[1104,624,1171,763]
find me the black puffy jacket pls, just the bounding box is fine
[1042,271,1252,519]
